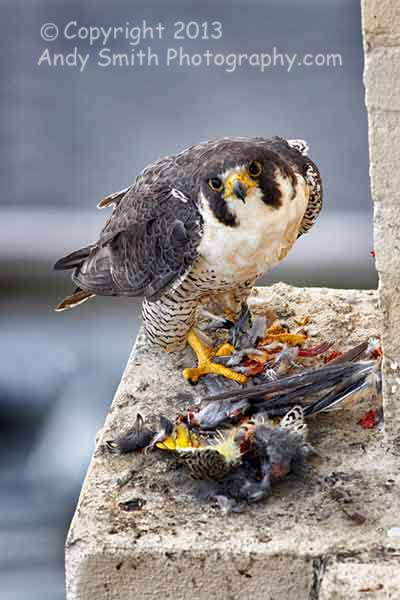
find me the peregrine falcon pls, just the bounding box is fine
[55,137,322,382]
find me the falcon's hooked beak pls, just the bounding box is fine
[224,171,257,204]
[232,180,247,203]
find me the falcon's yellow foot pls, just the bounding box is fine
[183,330,247,384]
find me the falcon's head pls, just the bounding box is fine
[196,139,297,227]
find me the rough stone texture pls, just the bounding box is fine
[378,273,400,441]
[362,0,400,48]
[319,561,400,600]
[66,284,400,600]
[374,204,400,274]
[364,48,400,112]
[363,0,400,441]
[367,111,400,203]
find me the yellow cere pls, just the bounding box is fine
[224,170,257,200]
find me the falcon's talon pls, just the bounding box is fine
[183,330,248,384]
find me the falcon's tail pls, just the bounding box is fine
[54,245,93,271]
[55,288,95,312]
[54,246,96,311]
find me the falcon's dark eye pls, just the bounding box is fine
[208,177,224,192]
[248,160,262,177]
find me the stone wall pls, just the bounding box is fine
[362,0,400,440]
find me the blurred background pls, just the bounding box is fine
[1,0,375,598]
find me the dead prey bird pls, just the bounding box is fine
[106,413,154,454]
[215,407,315,504]
[108,405,315,505]
[106,341,381,506]
[186,342,380,428]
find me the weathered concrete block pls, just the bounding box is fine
[66,285,400,600]
[363,1,400,443]
[374,203,400,273]
[364,49,400,112]
[362,0,400,48]
[319,560,400,599]
[367,111,400,203]
[378,272,400,439]
[67,550,314,600]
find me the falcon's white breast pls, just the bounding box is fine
[197,170,309,283]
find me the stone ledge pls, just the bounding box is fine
[66,284,400,600]
[67,551,314,600]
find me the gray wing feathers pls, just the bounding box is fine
[73,189,201,300]
[97,186,131,209]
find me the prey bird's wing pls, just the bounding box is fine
[199,361,371,405]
